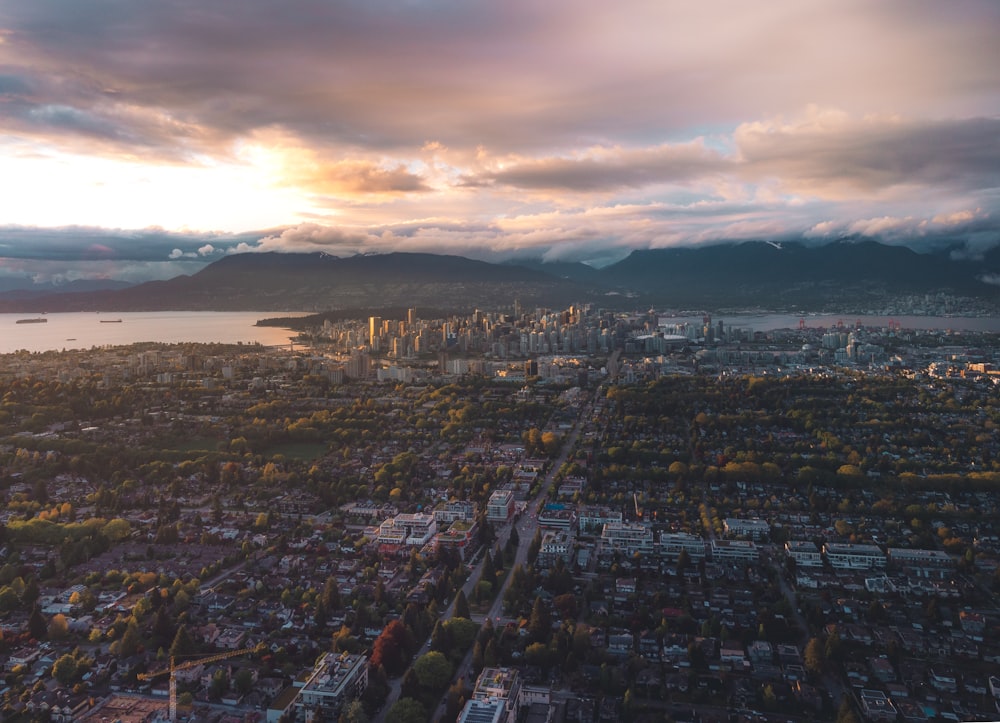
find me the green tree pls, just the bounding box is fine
[471,640,484,673]
[454,589,470,620]
[28,604,47,640]
[527,596,551,644]
[443,617,478,652]
[322,575,342,610]
[340,700,369,723]
[119,618,141,658]
[209,668,228,699]
[400,667,421,700]
[480,551,496,586]
[413,650,453,692]
[483,638,498,667]
[524,642,555,670]
[170,624,197,659]
[445,677,468,722]
[51,653,78,684]
[527,530,542,564]
[234,668,255,696]
[101,518,132,542]
[430,620,451,653]
[385,697,427,723]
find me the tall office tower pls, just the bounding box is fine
[369,316,381,343]
[407,308,417,326]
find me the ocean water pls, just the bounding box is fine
[658,313,1000,334]
[3,310,997,355]
[0,311,306,354]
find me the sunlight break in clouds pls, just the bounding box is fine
[0,0,998,281]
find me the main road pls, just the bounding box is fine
[376,360,614,722]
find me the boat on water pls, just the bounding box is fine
[99,319,123,323]
[16,317,47,324]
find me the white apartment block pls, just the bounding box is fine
[601,521,655,556]
[377,512,437,547]
[659,532,708,561]
[785,540,823,567]
[538,530,574,567]
[886,548,954,571]
[823,542,886,570]
[464,667,522,723]
[487,489,514,523]
[724,517,771,540]
[711,539,759,563]
[578,506,623,534]
[433,500,477,524]
[278,652,368,722]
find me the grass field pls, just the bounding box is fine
[260,442,328,461]
[169,437,224,454]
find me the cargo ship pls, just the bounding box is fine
[16,317,47,324]
[99,319,123,323]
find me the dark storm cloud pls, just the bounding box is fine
[4,0,995,158]
[478,143,727,192]
[736,115,1000,196]
[0,1,998,275]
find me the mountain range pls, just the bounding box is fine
[1,240,998,314]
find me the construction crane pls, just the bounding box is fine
[137,644,262,722]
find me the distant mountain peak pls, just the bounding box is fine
[0,241,996,313]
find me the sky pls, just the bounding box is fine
[1,0,999,284]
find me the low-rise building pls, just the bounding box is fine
[434,519,479,560]
[537,504,575,530]
[577,506,622,534]
[724,517,770,540]
[467,667,522,723]
[433,500,477,524]
[377,513,437,551]
[823,542,886,570]
[537,530,574,568]
[859,689,897,722]
[487,490,515,523]
[887,548,954,576]
[711,539,759,563]
[280,652,368,722]
[785,540,823,567]
[660,532,707,561]
[601,521,655,556]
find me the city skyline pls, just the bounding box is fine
[0,0,998,284]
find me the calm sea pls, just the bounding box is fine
[3,310,998,355]
[659,313,1000,334]
[0,311,307,354]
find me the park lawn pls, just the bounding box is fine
[169,437,225,454]
[261,441,328,461]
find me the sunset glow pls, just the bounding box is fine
[0,0,998,281]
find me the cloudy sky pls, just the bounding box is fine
[1,0,998,283]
